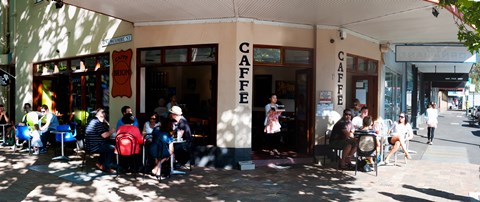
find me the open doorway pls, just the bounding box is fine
[252,66,313,159]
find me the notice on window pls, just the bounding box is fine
[317,103,333,117]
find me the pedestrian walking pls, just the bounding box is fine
[425,102,438,145]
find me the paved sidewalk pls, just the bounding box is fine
[0,110,479,201]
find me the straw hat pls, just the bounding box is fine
[169,106,183,115]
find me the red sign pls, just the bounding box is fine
[112,49,133,98]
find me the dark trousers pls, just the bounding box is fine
[427,127,435,141]
[40,129,56,150]
[99,143,115,170]
[264,132,281,150]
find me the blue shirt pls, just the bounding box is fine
[116,117,139,130]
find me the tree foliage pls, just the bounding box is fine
[439,0,480,53]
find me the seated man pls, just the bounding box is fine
[85,108,116,173]
[329,109,357,169]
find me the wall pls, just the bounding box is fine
[314,28,381,147]
[14,1,133,123]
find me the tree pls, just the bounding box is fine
[439,0,480,53]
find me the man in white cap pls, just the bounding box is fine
[169,106,192,167]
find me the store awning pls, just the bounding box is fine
[61,0,461,44]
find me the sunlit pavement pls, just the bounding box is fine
[0,110,479,201]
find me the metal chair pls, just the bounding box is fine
[15,125,32,154]
[354,131,378,176]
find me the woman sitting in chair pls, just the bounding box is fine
[149,119,174,179]
[383,112,412,164]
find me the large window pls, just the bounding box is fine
[137,44,217,145]
[33,53,110,122]
[384,68,402,120]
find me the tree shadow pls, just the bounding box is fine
[402,184,473,201]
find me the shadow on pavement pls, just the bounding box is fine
[378,191,433,202]
[402,184,474,201]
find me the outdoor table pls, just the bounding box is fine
[0,123,11,146]
[51,130,73,161]
[171,139,186,175]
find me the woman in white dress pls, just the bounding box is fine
[382,112,412,164]
[425,102,438,145]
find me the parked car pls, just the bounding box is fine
[469,106,480,118]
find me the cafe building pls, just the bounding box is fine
[10,0,471,167]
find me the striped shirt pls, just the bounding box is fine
[85,118,109,152]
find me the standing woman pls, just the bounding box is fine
[425,102,438,145]
[264,93,282,155]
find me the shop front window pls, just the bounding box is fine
[384,68,402,121]
[33,53,110,122]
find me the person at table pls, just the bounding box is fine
[358,116,381,168]
[116,105,139,130]
[169,106,192,167]
[19,103,40,128]
[382,112,412,165]
[143,112,160,142]
[154,98,168,119]
[39,105,60,153]
[0,104,13,143]
[352,106,369,130]
[116,113,144,172]
[149,119,174,178]
[329,109,356,169]
[85,108,116,173]
[166,95,179,113]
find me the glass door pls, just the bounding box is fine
[295,69,312,154]
[352,76,378,120]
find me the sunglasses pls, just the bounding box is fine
[399,116,405,118]
[150,118,156,120]
[41,111,46,113]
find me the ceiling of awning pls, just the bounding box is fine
[61,0,474,86]
[62,0,461,44]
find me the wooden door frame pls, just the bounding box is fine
[295,68,314,154]
[351,75,378,120]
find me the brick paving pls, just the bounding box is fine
[0,110,479,201]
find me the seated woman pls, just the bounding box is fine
[383,112,413,164]
[143,113,160,142]
[116,113,144,172]
[149,119,174,179]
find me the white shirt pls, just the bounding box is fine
[351,116,363,130]
[391,122,413,140]
[425,107,438,126]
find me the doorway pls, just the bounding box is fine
[351,76,378,120]
[252,67,313,159]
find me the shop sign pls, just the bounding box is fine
[238,42,250,104]
[102,34,132,47]
[112,49,133,98]
[337,51,345,106]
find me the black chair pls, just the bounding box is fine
[115,132,140,177]
[80,135,99,172]
[325,130,344,168]
[354,131,378,176]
